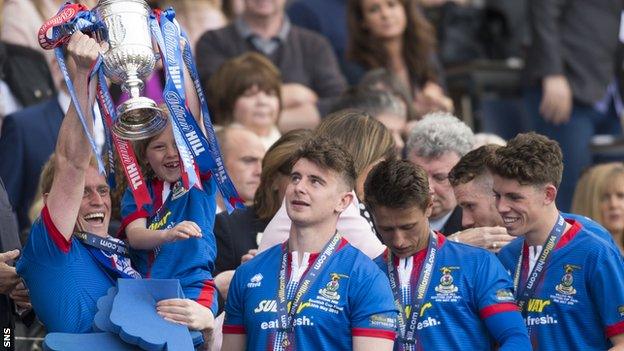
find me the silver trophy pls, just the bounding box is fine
[94,0,166,140]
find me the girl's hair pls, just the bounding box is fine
[254,129,313,220]
[347,0,437,87]
[315,109,396,179]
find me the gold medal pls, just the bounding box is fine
[282,335,290,348]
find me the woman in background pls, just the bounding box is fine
[572,162,624,253]
[209,52,282,150]
[347,0,453,117]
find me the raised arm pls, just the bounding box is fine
[46,32,104,240]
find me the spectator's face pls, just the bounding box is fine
[492,175,551,237]
[244,0,285,18]
[233,85,280,134]
[361,0,407,40]
[408,151,459,220]
[599,175,624,235]
[375,112,406,154]
[372,204,432,258]
[453,176,503,228]
[146,124,181,184]
[224,131,266,204]
[285,159,352,227]
[76,166,111,237]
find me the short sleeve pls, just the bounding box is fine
[588,245,624,338]
[17,207,73,269]
[475,252,519,319]
[223,268,247,334]
[119,186,149,237]
[350,262,397,340]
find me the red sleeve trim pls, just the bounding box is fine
[118,209,150,239]
[222,325,246,334]
[605,320,624,338]
[480,303,519,319]
[200,171,212,182]
[41,205,71,253]
[351,328,396,340]
[196,279,217,310]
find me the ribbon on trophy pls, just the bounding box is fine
[39,2,242,213]
[152,8,243,212]
[39,2,153,210]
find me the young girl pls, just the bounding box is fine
[119,115,218,331]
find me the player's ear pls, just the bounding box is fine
[336,190,354,214]
[543,184,557,205]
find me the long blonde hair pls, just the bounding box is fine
[572,162,624,229]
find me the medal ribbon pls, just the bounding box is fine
[276,233,342,348]
[74,231,141,280]
[387,230,438,349]
[93,64,152,210]
[513,214,566,316]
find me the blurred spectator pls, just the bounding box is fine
[213,129,311,275]
[572,163,624,254]
[0,42,55,128]
[523,0,623,212]
[331,89,406,154]
[0,51,70,235]
[286,0,357,83]
[472,132,505,149]
[258,109,394,258]
[346,0,453,117]
[196,0,347,129]
[1,0,59,61]
[358,67,417,121]
[222,0,245,20]
[216,126,266,210]
[209,53,281,149]
[158,0,227,50]
[406,111,474,235]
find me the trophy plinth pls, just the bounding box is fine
[94,0,166,140]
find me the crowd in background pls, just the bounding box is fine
[0,0,624,349]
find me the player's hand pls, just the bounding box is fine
[540,75,572,125]
[66,31,108,76]
[413,82,454,117]
[9,281,31,310]
[241,249,258,264]
[157,298,215,332]
[452,226,514,253]
[163,221,202,242]
[0,250,20,294]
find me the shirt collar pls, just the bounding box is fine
[234,15,291,42]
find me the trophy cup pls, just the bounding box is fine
[94,0,166,140]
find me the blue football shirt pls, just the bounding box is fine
[121,174,218,312]
[224,239,398,350]
[16,206,114,332]
[498,219,624,350]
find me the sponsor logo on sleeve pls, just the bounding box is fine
[247,273,263,288]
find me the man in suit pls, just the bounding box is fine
[523,0,623,212]
[406,112,473,236]
[196,0,347,130]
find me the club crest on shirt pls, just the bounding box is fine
[248,273,263,288]
[171,180,188,200]
[555,264,580,296]
[434,266,459,294]
[618,305,624,317]
[318,273,348,300]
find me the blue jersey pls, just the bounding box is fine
[120,175,218,312]
[224,239,398,350]
[375,233,527,350]
[498,219,624,350]
[16,206,114,332]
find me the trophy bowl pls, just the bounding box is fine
[94,0,166,140]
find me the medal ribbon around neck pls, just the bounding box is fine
[513,214,566,317]
[74,231,141,280]
[387,230,438,349]
[275,233,342,347]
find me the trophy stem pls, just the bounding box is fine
[123,74,144,99]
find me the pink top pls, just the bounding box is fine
[257,192,385,259]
